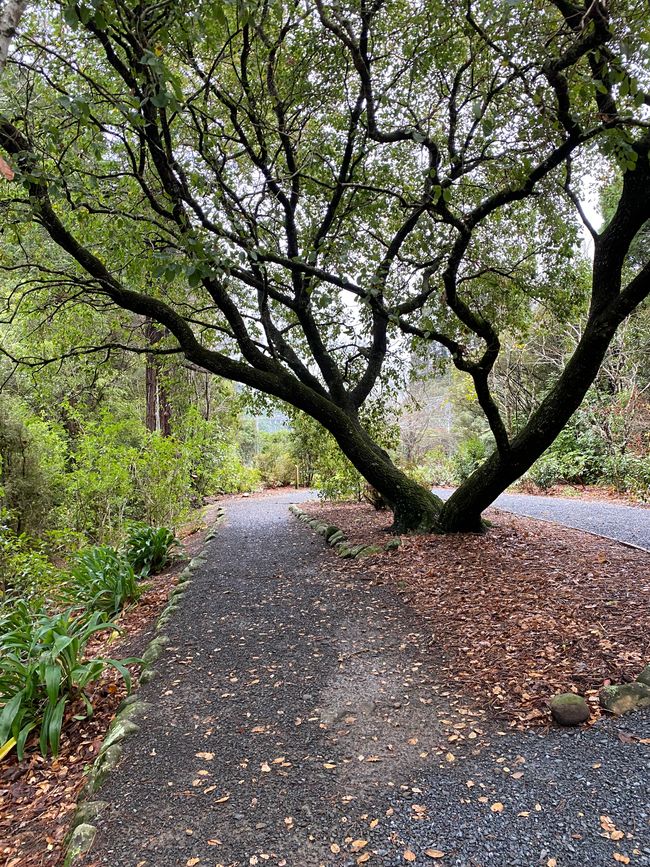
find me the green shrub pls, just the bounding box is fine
[407,449,457,487]
[0,602,136,758]
[453,436,487,481]
[66,546,140,616]
[124,524,179,576]
[255,432,297,487]
[0,521,62,601]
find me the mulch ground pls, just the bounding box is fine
[301,501,650,729]
[0,510,218,867]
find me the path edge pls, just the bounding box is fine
[288,503,400,559]
[61,507,225,867]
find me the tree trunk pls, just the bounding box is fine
[158,379,172,437]
[323,412,444,533]
[145,360,157,432]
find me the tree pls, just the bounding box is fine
[0,0,648,532]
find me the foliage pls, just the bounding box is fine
[453,437,488,483]
[255,432,296,488]
[65,546,140,616]
[526,410,650,498]
[0,398,67,535]
[0,602,134,758]
[406,449,457,488]
[0,520,62,601]
[124,524,178,577]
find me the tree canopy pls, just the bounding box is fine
[0,0,649,531]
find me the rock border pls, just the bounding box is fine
[288,504,400,560]
[61,507,225,867]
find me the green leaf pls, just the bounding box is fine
[44,663,62,706]
[0,692,24,742]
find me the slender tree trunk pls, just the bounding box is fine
[145,360,158,432]
[158,379,172,436]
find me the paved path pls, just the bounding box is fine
[433,488,650,551]
[84,493,650,867]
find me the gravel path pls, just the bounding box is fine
[433,488,650,551]
[83,492,650,867]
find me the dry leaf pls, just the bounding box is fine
[357,855,371,864]
[547,859,557,867]
[323,762,337,769]
[351,840,368,851]
[404,851,416,863]
[0,156,14,181]
[445,752,456,763]
[260,762,271,773]
[611,830,625,841]
[214,794,230,803]
[491,802,504,813]
[613,855,630,865]
[330,843,341,854]
[425,850,446,859]
[195,752,214,761]
[186,859,200,866]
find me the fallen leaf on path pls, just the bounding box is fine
[404,851,416,862]
[351,839,368,850]
[491,802,504,813]
[425,850,445,859]
[613,855,630,864]
[330,843,341,854]
[195,751,214,760]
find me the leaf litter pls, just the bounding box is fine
[302,503,650,727]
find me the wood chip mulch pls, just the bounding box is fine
[302,501,650,729]
[0,507,220,867]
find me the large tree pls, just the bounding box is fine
[0,0,648,532]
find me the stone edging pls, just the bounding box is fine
[62,507,225,866]
[288,504,400,559]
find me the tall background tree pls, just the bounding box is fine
[0,0,648,531]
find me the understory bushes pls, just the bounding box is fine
[524,409,650,498]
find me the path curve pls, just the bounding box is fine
[433,488,650,551]
[82,492,650,867]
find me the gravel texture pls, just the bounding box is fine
[433,488,650,552]
[82,492,650,867]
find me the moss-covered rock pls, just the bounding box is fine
[336,544,354,558]
[355,545,383,559]
[599,682,650,715]
[636,664,650,687]
[323,524,341,541]
[139,666,156,685]
[63,823,97,866]
[549,693,590,726]
[328,530,346,545]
